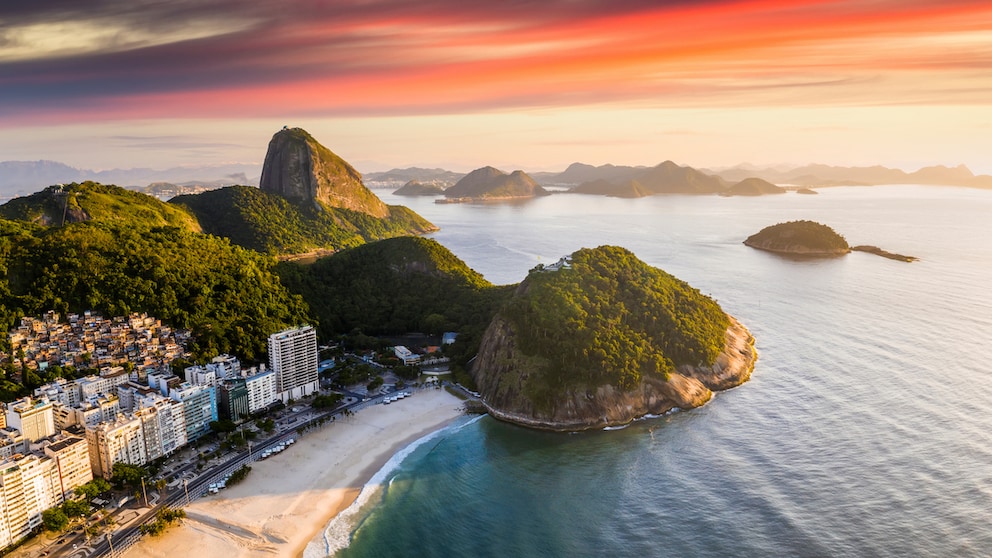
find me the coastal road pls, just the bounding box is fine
[67,393,394,558]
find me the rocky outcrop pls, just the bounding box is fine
[851,245,918,262]
[259,127,390,218]
[472,314,756,431]
[444,167,548,199]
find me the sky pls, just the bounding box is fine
[1,0,991,174]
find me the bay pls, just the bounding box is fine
[332,185,992,557]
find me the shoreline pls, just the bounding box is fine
[125,388,467,558]
[480,314,757,432]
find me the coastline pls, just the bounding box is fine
[125,388,466,558]
[479,314,757,432]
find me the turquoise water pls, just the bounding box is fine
[332,186,992,557]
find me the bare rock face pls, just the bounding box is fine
[472,314,756,431]
[259,127,390,218]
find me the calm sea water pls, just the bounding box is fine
[327,186,992,557]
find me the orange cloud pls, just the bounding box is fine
[2,0,991,125]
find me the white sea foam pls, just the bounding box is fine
[304,415,481,558]
[603,424,630,431]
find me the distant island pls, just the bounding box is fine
[744,220,850,256]
[470,246,757,431]
[744,220,917,261]
[393,180,446,196]
[722,177,787,196]
[443,166,549,200]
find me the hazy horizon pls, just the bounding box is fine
[2,1,990,174]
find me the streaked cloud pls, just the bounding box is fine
[2,0,990,125]
[1,1,990,172]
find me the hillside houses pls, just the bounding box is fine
[3,311,189,375]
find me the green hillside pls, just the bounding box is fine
[0,182,200,231]
[0,219,309,361]
[498,246,729,393]
[172,185,436,256]
[276,236,511,342]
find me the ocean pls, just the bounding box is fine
[324,185,992,557]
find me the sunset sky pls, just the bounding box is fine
[1,0,990,174]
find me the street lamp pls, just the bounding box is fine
[107,532,115,558]
[183,478,190,506]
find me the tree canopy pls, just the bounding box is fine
[172,185,435,256]
[0,218,310,361]
[275,236,511,340]
[500,246,729,393]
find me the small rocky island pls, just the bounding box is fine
[469,246,757,431]
[744,220,917,261]
[743,220,850,256]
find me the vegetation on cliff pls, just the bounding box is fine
[744,220,849,255]
[172,185,435,255]
[490,246,729,405]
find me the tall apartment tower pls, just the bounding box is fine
[267,326,318,403]
[4,397,55,442]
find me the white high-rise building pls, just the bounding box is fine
[268,326,318,403]
[4,397,55,442]
[0,453,61,547]
[38,434,92,501]
[135,395,187,459]
[85,415,147,479]
[244,367,278,414]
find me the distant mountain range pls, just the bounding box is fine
[364,167,465,188]
[703,163,992,189]
[0,160,261,199]
[4,157,989,202]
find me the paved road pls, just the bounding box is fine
[61,393,398,558]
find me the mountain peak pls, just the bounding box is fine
[259,127,389,218]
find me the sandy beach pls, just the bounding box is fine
[126,388,466,558]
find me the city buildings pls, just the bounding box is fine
[0,314,323,548]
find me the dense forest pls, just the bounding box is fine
[499,246,729,394]
[276,237,513,366]
[0,219,310,362]
[172,185,435,255]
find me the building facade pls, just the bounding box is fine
[0,453,61,547]
[268,326,318,403]
[4,398,55,443]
